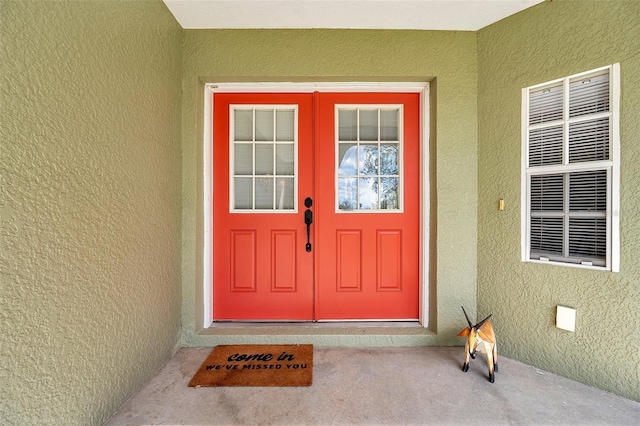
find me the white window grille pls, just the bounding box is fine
[229,105,298,212]
[521,64,620,271]
[335,105,404,212]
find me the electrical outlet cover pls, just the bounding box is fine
[556,305,576,332]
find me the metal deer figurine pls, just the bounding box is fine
[457,306,498,383]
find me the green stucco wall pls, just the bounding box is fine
[478,0,640,402]
[5,0,636,422]
[180,30,478,346]
[0,1,183,424]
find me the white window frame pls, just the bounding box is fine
[229,104,299,214]
[334,104,405,213]
[521,64,620,272]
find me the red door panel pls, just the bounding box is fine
[212,91,420,321]
[314,92,420,320]
[213,93,314,320]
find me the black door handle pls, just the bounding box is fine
[304,209,313,252]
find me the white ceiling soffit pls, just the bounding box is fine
[163,0,545,31]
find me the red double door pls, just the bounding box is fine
[213,92,420,321]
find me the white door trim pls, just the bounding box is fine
[202,82,430,328]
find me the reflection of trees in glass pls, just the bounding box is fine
[338,144,399,210]
[380,145,398,174]
[358,145,399,209]
[380,177,399,209]
[359,145,379,175]
[339,200,354,210]
[338,176,357,210]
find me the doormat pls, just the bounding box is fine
[188,344,313,387]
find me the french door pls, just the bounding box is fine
[213,92,420,321]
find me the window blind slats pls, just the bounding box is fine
[569,217,606,258]
[531,217,563,256]
[529,125,563,166]
[569,73,610,118]
[569,170,607,212]
[529,84,563,125]
[531,174,563,211]
[569,118,610,163]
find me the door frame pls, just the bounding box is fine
[202,82,430,328]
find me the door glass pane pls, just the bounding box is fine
[358,144,379,175]
[276,109,295,141]
[255,109,274,141]
[234,110,253,141]
[255,143,274,175]
[338,109,357,141]
[380,177,399,210]
[359,177,379,210]
[255,177,274,209]
[276,177,294,209]
[336,105,402,212]
[380,144,399,175]
[276,143,294,175]
[338,144,357,175]
[234,177,253,209]
[359,109,378,141]
[338,177,357,211]
[380,109,398,141]
[230,105,297,212]
[234,143,253,175]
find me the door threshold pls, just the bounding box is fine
[211,320,420,328]
[200,321,433,337]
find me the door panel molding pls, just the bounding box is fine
[271,230,298,292]
[336,230,363,292]
[377,230,403,292]
[230,230,257,292]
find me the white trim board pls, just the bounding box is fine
[206,82,429,93]
[202,82,430,328]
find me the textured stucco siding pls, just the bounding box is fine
[0,1,184,424]
[5,0,638,423]
[180,29,478,345]
[477,0,640,402]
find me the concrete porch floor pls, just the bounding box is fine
[105,347,640,425]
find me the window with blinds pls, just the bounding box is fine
[522,64,620,271]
